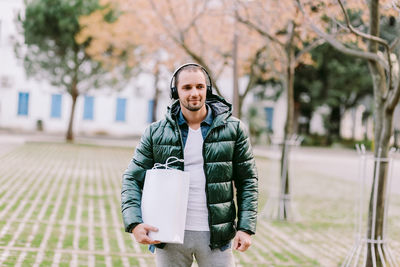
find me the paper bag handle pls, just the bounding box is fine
[153,156,184,170]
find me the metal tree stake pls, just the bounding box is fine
[261,134,303,221]
[342,144,399,267]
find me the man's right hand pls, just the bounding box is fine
[131,223,161,245]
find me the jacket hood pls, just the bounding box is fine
[166,94,232,125]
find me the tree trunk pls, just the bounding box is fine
[365,0,392,264]
[66,82,79,142]
[329,106,341,143]
[366,112,392,267]
[278,133,291,220]
[232,30,240,118]
[351,108,357,140]
[238,96,243,120]
[278,42,295,221]
[293,101,301,134]
[152,66,161,123]
[365,66,394,266]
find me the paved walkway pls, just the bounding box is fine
[3,131,398,195]
[253,145,400,195]
[0,134,399,266]
[0,131,139,151]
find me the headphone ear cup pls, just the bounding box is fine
[207,85,212,97]
[171,86,178,99]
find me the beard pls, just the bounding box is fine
[182,98,204,111]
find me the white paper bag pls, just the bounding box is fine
[141,161,190,244]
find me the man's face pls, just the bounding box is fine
[177,70,207,112]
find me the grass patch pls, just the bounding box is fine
[95,255,106,266]
[69,205,77,222]
[128,256,140,266]
[2,250,19,266]
[0,202,6,212]
[112,256,123,266]
[47,225,61,249]
[59,253,72,266]
[0,222,18,245]
[44,204,55,220]
[41,251,55,266]
[62,225,74,249]
[271,251,289,262]
[14,222,34,247]
[21,251,37,266]
[79,226,89,250]
[94,226,104,251]
[108,229,120,252]
[77,254,88,266]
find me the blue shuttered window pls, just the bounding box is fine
[147,100,154,123]
[264,107,274,132]
[83,96,94,120]
[17,92,29,116]
[50,94,62,118]
[116,98,126,122]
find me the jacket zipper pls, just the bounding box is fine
[175,123,185,170]
[202,120,225,249]
[201,139,212,244]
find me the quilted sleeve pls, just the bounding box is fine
[233,121,258,234]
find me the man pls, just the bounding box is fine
[121,63,258,267]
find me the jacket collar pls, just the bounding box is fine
[177,104,213,127]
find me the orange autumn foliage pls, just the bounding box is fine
[77,0,268,83]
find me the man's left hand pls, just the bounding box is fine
[233,231,252,252]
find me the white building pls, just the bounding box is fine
[0,0,290,140]
[0,0,173,137]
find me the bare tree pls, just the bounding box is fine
[297,0,400,265]
[79,0,269,119]
[237,0,325,220]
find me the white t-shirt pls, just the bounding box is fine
[184,127,209,231]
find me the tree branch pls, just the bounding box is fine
[338,0,388,46]
[387,82,400,112]
[147,0,178,41]
[287,20,296,49]
[236,15,284,47]
[165,0,180,34]
[294,38,325,64]
[214,60,228,82]
[389,37,399,52]
[241,45,268,99]
[337,0,393,92]
[181,0,208,36]
[296,0,389,70]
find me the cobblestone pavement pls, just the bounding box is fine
[0,142,399,266]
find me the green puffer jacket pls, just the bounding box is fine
[121,94,258,249]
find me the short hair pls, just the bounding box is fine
[175,65,209,88]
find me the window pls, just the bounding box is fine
[17,92,29,116]
[83,96,94,120]
[50,94,62,118]
[264,107,274,132]
[0,20,2,45]
[115,98,126,122]
[147,100,154,123]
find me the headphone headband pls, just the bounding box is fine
[170,63,213,99]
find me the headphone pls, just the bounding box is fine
[170,63,213,99]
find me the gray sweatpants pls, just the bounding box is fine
[155,231,235,267]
